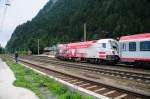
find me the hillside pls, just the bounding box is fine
[6,0,150,53]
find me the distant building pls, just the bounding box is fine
[43,46,56,55]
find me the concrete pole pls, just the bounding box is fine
[38,39,39,55]
[84,23,86,41]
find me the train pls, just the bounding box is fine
[55,33,150,66]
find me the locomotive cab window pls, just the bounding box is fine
[122,43,126,51]
[140,41,150,51]
[102,43,106,48]
[129,42,136,51]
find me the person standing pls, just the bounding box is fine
[15,51,19,63]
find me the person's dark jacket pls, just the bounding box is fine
[15,53,18,58]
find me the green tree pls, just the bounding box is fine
[6,0,150,53]
[0,47,5,54]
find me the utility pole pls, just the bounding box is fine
[5,0,11,6]
[38,39,40,55]
[84,23,86,41]
[0,0,10,33]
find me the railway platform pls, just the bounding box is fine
[0,58,39,99]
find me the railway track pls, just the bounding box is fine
[22,55,150,85]
[31,55,150,69]
[24,55,150,73]
[18,57,149,99]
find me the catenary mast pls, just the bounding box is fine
[0,0,10,33]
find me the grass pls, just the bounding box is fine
[4,58,94,99]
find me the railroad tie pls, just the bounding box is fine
[62,78,73,81]
[114,94,127,99]
[103,90,116,96]
[135,98,141,99]
[93,87,106,92]
[56,76,66,79]
[86,85,98,90]
[79,83,90,87]
[68,79,78,82]
[72,81,84,84]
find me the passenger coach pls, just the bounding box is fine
[119,33,150,66]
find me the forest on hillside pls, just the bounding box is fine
[6,0,150,53]
[0,46,5,54]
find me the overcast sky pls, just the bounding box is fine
[0,0,49,47]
